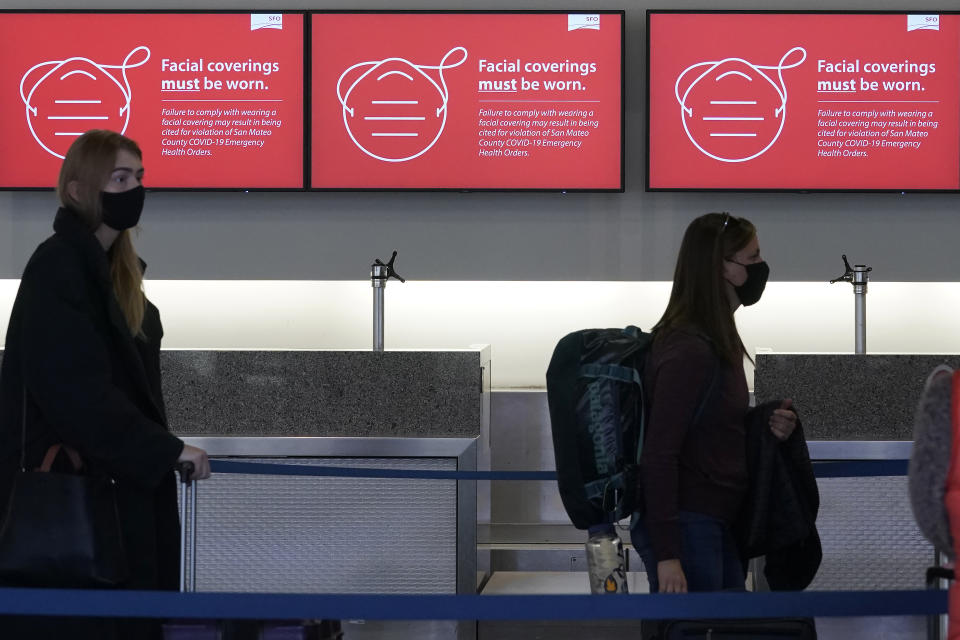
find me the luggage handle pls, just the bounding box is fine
[177,461,198,593]
[926,555,953,640]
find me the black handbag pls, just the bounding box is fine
[0,389,129,588]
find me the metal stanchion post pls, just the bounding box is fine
[190,473,198,593]
[371,251,405,352]
[829,254,872,354]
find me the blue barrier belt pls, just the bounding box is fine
[813,459,908,478]
[208,459,909,480]
[0,460,922,620]
[208,460,554,480]
[0,588,945,620]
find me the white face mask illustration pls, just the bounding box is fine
[20,46,150,159]
[675,47,805,163]
[337,47,467,163]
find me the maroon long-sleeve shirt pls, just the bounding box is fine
[639,328,750,561]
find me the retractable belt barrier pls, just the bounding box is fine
[0,587,946,621]
[206,458,909,480]
[0,457,931,621]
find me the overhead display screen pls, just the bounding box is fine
[311,12,623,191]
[0,12,304,189]
[647,12,960,191]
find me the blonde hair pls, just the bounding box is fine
[56,130,145,336]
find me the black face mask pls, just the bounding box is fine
[727,260,770,306]
[100,186,145,230]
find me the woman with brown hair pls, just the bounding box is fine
[0,129,209,638]
[633,212,796,594]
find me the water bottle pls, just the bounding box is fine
[585,523,628,594]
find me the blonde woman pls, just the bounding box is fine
[0,130,209,638]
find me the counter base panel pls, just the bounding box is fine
[181,457,457,594]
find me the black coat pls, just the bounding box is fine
[736,401,822,590]
[0,209,184,637]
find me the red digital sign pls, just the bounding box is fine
[0,13,304,189]
[311,12,623,190]
[648,12,960,191]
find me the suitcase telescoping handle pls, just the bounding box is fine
[177,461,198,593]
[925,561,954,640]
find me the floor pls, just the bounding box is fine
[336,571,932,640]
[341,617,928,640]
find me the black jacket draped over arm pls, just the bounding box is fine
[0,208,184,594]
[736,401,821,590]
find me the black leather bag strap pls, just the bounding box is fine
[19,386,85,473]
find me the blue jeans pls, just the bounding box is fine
[631,510,745,592]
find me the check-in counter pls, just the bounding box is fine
[483,353,955,593]
[755,353,960,590]
[164,348,490,600]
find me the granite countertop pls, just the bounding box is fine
[163,350,487,437]
[755,353,960,440]
[0,348,488,438]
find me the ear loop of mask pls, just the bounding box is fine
[716,213,744,290]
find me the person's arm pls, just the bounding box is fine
[640,334,715,562]
[18,252,184,488]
